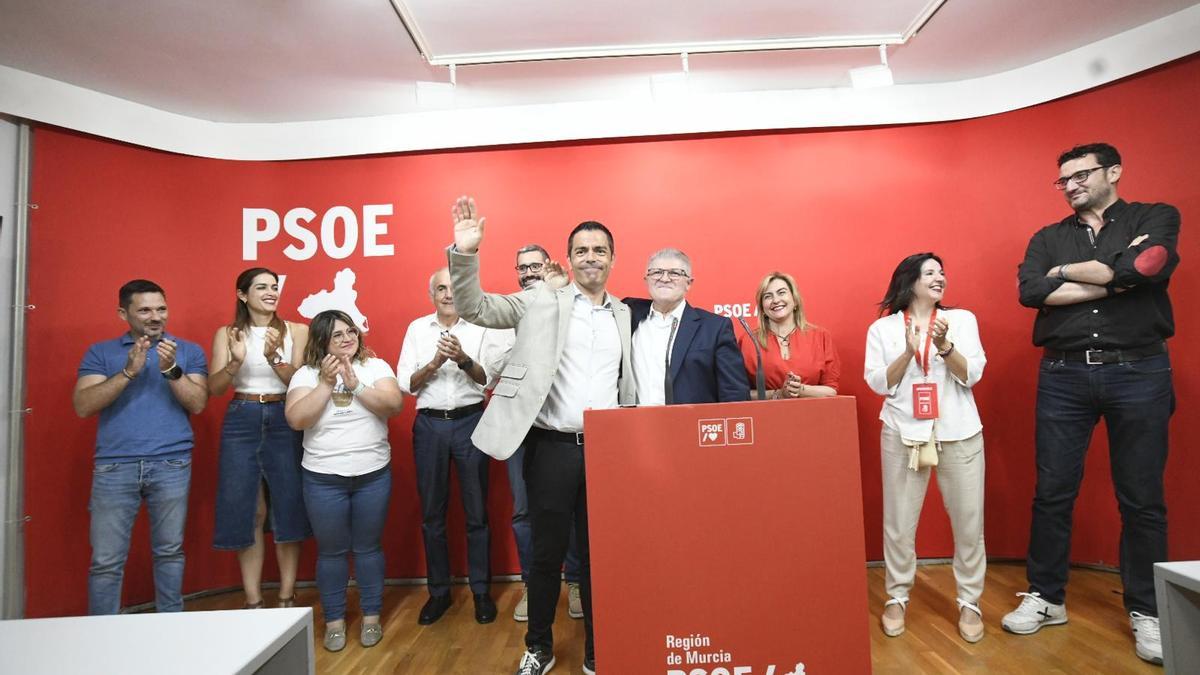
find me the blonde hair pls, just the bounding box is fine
[754,271,810,348]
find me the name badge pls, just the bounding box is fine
[912,382,939,419]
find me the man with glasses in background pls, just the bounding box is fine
[1008,143,1180,665]
[500,244,586,624]
[625,248,747,406]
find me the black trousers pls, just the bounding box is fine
[523,429,593,659]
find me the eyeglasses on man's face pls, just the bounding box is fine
[1053,165,1112,190]
[515,262,545,274]
[645,268,690,281]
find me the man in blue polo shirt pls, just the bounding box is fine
[73,279,209,615]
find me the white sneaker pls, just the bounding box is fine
[1001,592,1067,634]
[514,585,529,622]
[1130,612,1163,665]
[567,582,583,619]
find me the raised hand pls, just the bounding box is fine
[126,336,152,375]
[157,338,179,372]
[227,326,247,364]
[452,195,486,254]
[319,354,341,386]
[262,326,283,360]
[542,260,569,290]
[339,356,360,390]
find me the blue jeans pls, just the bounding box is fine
[213,399,310,549]
[508,443,582,583]
[1027,354,1174,614]
[88,457,192,615]
[412,413,491,595]
[303,465,391,621]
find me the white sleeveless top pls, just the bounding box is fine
[232,324,294,395]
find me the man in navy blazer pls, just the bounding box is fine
[626,248,748,405]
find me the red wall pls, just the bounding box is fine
[23,54,1199,617]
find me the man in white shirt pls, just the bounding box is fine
[396,267,505,626]
[447,196,635,675]
[626,248,748,406]
[498,245,588,624]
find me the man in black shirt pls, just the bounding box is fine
[1004,142,1179,665]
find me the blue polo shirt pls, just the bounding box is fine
[78,332,208,463]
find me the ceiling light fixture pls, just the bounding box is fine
[849,45,894,89]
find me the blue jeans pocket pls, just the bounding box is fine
[94,463,121,474]
[164,458,192,469]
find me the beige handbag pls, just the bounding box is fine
[903,422,940,471]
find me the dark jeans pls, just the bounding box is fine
[507,442,583,583]
[413,412,491,595]
[523,430,593,659]
[1027,354,1174,614]
[302,465,391,622]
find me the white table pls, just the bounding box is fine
[1154,561,1200,674]
[0,608,314,674]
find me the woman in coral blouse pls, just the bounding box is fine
[737,271,840,399]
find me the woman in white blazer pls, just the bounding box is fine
[864,252,988,643]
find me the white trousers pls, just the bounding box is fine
[880,425,986,604]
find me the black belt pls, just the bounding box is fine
[418,402,484,420]
[1043,342,1166,365]
[529,426,585,446]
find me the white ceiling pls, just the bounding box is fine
[0,0,1194,124]
[0,1,1197,159]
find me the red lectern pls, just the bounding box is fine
[585,396,870,675]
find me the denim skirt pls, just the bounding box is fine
[213,398,311,548]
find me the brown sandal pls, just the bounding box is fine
[278,596,296,608]
[244,599,264,610]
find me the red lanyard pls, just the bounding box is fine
[903,308,937,376]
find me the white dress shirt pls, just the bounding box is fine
[535,284,622,433]
[863,308,987,442]
[396,313,504,410]
[632,301,686,406]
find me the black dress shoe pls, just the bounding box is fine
[474,593,497,624]
[418,594,451,625]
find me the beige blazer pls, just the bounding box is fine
[447,247,636,459]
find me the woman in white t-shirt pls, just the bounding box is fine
[209,267,311,610]
[864,253,988,644]
[285,310,404,652]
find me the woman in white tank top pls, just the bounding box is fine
[209,268,311,608]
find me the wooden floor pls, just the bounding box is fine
[185,562,1161,674]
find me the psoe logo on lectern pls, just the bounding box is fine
[698,419,728,446]
[727,417,754,445]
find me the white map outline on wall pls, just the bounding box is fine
[295,267,370,332]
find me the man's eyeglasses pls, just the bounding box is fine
[645,268,691,281]
[1053,165,1112,190]
[515,262,545,274]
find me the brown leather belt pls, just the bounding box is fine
[232,392,287,403]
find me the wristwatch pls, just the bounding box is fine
[161,364,184,380]
[268,352,284,367]
[457,357,474,371]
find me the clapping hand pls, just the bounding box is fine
[783,372,804,398]
[319,354,341,386]
[452,195,486,254]
[227,327,247,364]
[930,317,950,350]
[904,319,922,357]
[339,356,360,390]
[125,336,152,375]
[157,338,179,372]
[263,326,283,360]
[437,333,467,365]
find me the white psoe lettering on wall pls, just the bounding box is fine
[242,205,395,261]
